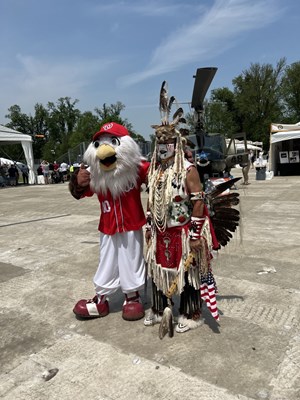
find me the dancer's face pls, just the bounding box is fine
[157,139,176,161]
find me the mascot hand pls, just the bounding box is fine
[77,163,90,187]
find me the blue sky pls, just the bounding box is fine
[1,0,299,140]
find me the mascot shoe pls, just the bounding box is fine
[73,296,109,318]
[122,293,145,321]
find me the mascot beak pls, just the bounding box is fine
[96,144,117,171]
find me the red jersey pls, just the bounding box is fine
[83,161,149,235]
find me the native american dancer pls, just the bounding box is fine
[69,122,149,321]
[144,82,241,338]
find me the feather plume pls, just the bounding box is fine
[159,81,168,123]
[211,192,240,207]
[172,107,184,125]
[167,96,176,115]
[204,180,241,247]
[214,227,233,246]
[214,210,240,222]
[208,177,241,198]
[212,219,239,232]
[159,307,173,339]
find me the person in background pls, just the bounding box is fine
[241,150,251,185]
[41,160,50,184]
[20,164,29,184]
[60,161,69,182]
[8,164,18,186]
[250,150,255,169]
[53,161,59,172]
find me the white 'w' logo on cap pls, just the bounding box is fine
[103,123,113,130]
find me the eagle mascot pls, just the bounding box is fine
[69,122,149,321]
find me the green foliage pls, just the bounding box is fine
[3,98,146,162]
[232,58,286,147]
[69,111,100,146]
[3,58,300,161]
[281,62,300,121]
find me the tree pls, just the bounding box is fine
[94,102,145,142]
[281,61,300,122]
[69,111,101,147]
[5,104,49,159]
[184,88,238,139]
[45,97,81,154]
[233,58,286,147]
[209,87,241,135]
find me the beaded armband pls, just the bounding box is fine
[189,216,205,240]
[145,211,152,231]
[190,191,204,201]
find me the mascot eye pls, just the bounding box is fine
[111,137,120,146]
[94,141,100,148]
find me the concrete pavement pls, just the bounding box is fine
[0,167,299,400]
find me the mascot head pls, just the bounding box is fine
[84,122,142,198]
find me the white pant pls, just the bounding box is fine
[94,230,145,296]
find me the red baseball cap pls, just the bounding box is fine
[93,122,129,141]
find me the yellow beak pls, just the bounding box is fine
[96,144,117,171]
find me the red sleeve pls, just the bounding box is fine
[80,187,94,198]
[139,160,150,183]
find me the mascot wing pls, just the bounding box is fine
[204,177,241,248]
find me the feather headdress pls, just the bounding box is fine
[151,81,187,142]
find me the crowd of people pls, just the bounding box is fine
[36,160,79,185]
[0,162,29,187]
[0,159,81,188]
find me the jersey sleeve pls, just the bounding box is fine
[139,160,150,183]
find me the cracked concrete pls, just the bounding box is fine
[0,167,299,400]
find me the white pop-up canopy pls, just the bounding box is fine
[269,122,300,174]
[0,125,35,184]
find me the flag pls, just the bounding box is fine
[200,270,219,321]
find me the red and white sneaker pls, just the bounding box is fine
[122,293,144,321]
[73,295,109,318]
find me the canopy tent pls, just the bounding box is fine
[269,122,300,175]
[236,143,262,151]
[0,125,35,184]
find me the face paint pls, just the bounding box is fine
[158,143,175,160]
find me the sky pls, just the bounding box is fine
[1,0,299,141]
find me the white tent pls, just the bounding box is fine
[0,125,35,184]
[269,122,300,175]
[236,143,262,151]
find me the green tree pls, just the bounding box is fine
[233,58,286,147]
[281,61,300,122]
[94,102,145,142]
[69,111,101,147]
[5,104,49,159]
[3,98,147,162]
[209,87,241,135]
[45,97,81,157]
[184,88,238,139]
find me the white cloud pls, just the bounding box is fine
[88,0,195,17]
[1,54,116,116]
[119,0,283,86]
